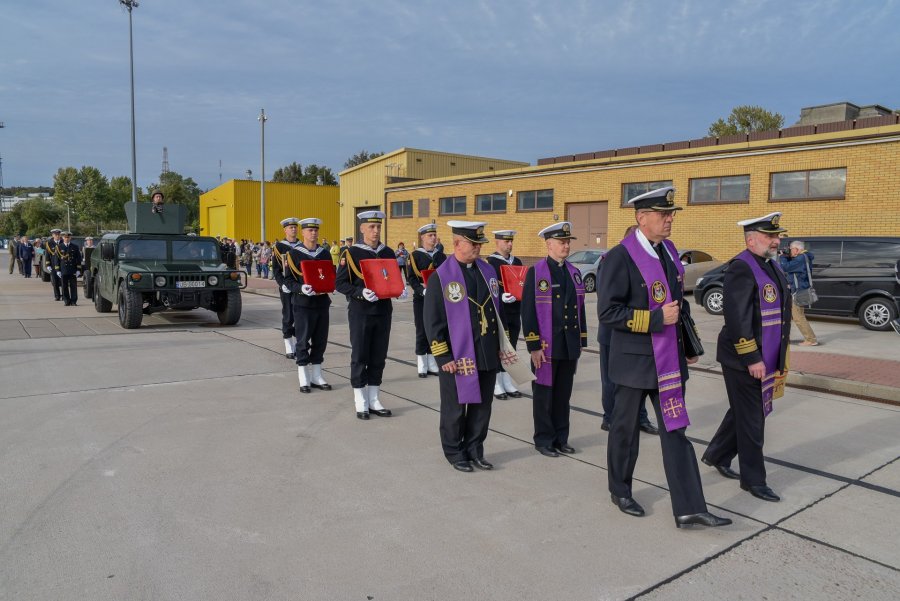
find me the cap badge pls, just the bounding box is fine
[476,226,484,237]
[562,223,570,234]
[771,215,780,226]
[665,190,675,204]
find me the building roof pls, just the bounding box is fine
[338,147,528,176]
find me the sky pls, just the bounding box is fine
[2,0,898,191]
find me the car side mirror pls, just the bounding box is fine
[101,244,115,261]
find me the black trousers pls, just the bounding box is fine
[413,294,428,356]
[531,358,577,447]
[438,369,495,463]
[22,259,32,278]
[279,290,295,339]
[61,274,78,304]
[703,366,767,487]
[608,384,707,516]
[600,343,649,426]
[51,270,62,300]
[348,309,391,388]
[293,306,329,366]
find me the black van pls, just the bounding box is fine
[694,236,900,331]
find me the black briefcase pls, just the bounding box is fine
[681,310,705,357]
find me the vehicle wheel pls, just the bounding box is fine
[83,271,94,299]
[582,273,596,293]
[118,281,143,329]
[216,289,242,325]
[858,297,897,331]
[94,277,112,313]
[703,287,724,315]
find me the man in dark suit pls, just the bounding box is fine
[486,230,524,399]
[57,232,83,306]
[17,236,35,278]
[598,186,731,529]
[702,213,792,503]
[407,223,446,378]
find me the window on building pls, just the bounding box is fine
[475,193,507,214]
[390,200,413,218]
[439,196,467,215]
[689,175,750,204]
[770,168,846,201]
[517,189,553,211]
[621,180,673,206]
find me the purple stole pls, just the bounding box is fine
[735,250,783,417]
[435,258,502,404]
[621,234,690,432]
[533,259,585,386]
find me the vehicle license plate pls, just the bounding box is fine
[176,281,205,288]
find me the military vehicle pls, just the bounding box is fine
[88,203,246,329]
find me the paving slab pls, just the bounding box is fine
[862,459,900,490]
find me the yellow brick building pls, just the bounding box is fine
[338,148,528,241]
[199,180,340,243]
[384,120,900,262]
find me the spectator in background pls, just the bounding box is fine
[17,236,34,278]
[33,238,44,277]
[258,242,272,279]
[331,239,342,266]
[395,242,409,283]
[241,244,253,276]
[779,240,818,346]
[9,235,20,275]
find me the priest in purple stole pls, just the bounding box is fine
[521,221,588,458]
[598,186,732,529]
[702,213,791,503]
[424,221,518,473]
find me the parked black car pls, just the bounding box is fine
[693,236,900,331]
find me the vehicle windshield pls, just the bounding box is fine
[118,239,167,261]
[568,251,603,264]
[172,240,221,263]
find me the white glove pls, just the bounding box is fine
[362,288,379,302]
[76,270,81,278]
[398,287,409,300]
[421,287,427,296]
[281,284,290,294]
[501,292,517,304]
[301,284,315,296]
[56,271,62,278]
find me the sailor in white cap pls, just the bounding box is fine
[702,212,791,504]
[273,217,302,359]
[336,210,406,419]
[408,222,446,377]
[57,231,82,306]
[47,228,64,300]
[486,230,524,399]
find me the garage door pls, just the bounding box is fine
[566,202,608,250]
[208,205,227,238]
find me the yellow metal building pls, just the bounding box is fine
[337,148,528,241]
[200,180,340,243]
[384,117,900,262]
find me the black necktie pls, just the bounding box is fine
[655,244,673,282]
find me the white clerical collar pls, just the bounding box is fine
[635,229,676,261]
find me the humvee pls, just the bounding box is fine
[88,203,246,329]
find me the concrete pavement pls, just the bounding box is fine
[1,271,898,600]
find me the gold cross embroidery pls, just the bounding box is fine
[662,397,683,419]
[455,358,476,376]
[541,340,549,351]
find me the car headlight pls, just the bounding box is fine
[154,276,167,287]
[696,277,704,287]
[207,275,219,286]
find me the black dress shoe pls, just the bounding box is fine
[611,494,645,517]
[639,421,659,435]
[554,444,576,454]
[494,392,508,400]
[600,421,610,431]
[536,446,559,457]
[471,458,494,470]
[356,411,369,420]
[369,408,393,417]
[675,512,733,528]
[506,390,523,398]
[452,460,473,472]
[428,371,440,377]
[286,353,295,360]
[741,483,780,502]
[418,372,428,378]
[299,386,311,394]
[701,457,740,480]
[310,383,332,391]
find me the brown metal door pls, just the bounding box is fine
[566,202,608,250]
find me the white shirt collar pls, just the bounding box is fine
[635,229,676,261]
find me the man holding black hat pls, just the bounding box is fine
[273,218,302,359]
[336,210,407,419]
[57,232,82,306]
[598,186,731,529]
[46,229,63,300]
[408,223,446,377]
[424,221,516,472]
[487,230,524,399]
[522,222,587,458]
[702,213,791,503]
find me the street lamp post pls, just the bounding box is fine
[259,108,267,242]
[120,0,139,203]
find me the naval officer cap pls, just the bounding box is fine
[299,217,321,229]
[737,212,787,234]
[280,217,300,227]
[537,221,577,240]
[417,223,437,235]
[447,220,489,244]
[50,228,62,234]
[493,230,516,240]
[62,231,73,236]
[357,210,385,224]
[627,186,682,211]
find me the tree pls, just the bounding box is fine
[301,164,337,186]
[707,106,785,138]
[272,162,304,183]
[343,150,384,169]
[0,197,64,237]
[52,166,115,232]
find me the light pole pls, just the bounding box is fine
[120,0,139,203]
[258,108,267,242]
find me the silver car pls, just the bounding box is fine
[678,249,723,292]
[567,248,607,293]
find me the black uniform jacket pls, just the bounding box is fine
[486,253,523,314]
[57,243,83,276]
[272,240,298,288]
[407,247,446,297]
[423,257,506,371]
[45,239,61,269]
[716,253,792,372]
[280,244,333,309]
[596,241,691,390]
[521,257,588,361]
[335,243,396,315]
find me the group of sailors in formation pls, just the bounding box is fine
[274,186,791,529]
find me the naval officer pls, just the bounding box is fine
[273,218,302,359]
[57,231,83,306]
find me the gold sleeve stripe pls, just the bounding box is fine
[524,331,540,342]
[430,341,449,356]
[734,337,759,355]
[627,309,650,333]
[580,332,588,337]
